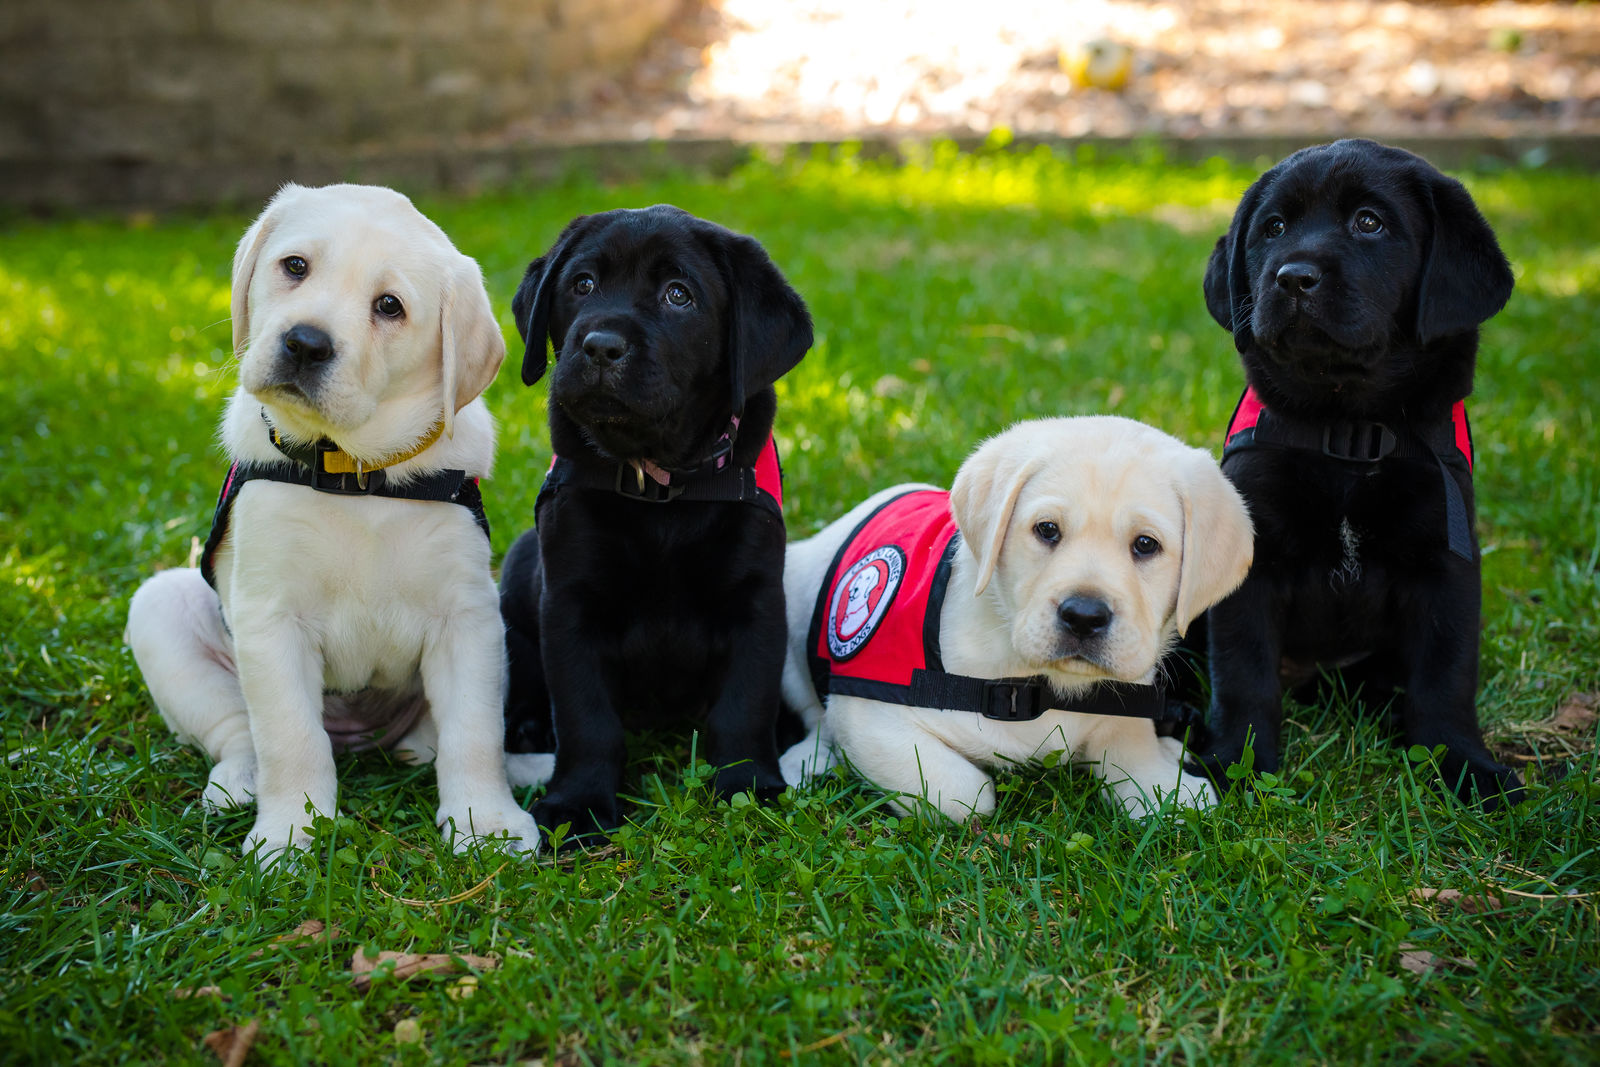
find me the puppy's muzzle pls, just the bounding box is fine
[1054,594,1113,660]
[581,329,629,365]
[1275,262,1322,294]
[1057,595,1112,639]
[268,323,336,395]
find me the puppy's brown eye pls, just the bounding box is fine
[573,275,596,297]
[375,294,404,318]
[283,256,308,277]
[1132,535,1161,559]
[1034,521,1061,545]
[664,282,692,307]
[1354,211,1384,234]
[1264,218,1286,239]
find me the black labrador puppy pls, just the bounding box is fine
[501,205,813,841]
[1192,139,1523,808]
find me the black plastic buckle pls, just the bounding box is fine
[1322,421,1396,462]
[982,680,1046,722]
[702,436,736,473]
[613,464,684,503]
[308,443,386,495]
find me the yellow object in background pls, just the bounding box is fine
[1061,38,1134,91]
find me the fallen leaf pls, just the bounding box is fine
[350,950,499,990]
[1408,887,1504,914]
[1398,943,1477,976]
[280,919,341,943]
[1550,693,1599,735]
[1398,948,1437,976]
[202,1019,260,1067]
[249,919,343,958]
[173,985,227,1000]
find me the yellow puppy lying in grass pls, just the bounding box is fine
[780,416,1253,822]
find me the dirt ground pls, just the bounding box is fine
[510,0,1600,144]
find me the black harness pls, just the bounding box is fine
[1220,388,1476,561]
[535,428,784,519]
[199,419,490,589]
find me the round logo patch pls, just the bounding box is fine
[827,545,906,660]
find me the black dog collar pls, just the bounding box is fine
[260,408,445,481]
[1221,387,1475,561]
[538,425,784,516]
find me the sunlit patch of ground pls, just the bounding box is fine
[509,0,1600,143]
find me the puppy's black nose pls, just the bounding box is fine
[282,324,334,366]
[1057,596,1113,638]
[1275,262,1322,293]
[582,330,627,363]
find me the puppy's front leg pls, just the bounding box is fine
[1077,718,1217,817]
[532,605,627,843]
[1194,575,1287,786]
[1394,565,1524,809]
[705,575,788,801]
[831,702,996,822]
[230,620,335,859]
[423,595,542,854]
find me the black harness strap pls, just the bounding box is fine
[828,669,1169,723]
[200,460,490,589]
[1223,403,1474,561]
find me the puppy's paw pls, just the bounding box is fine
[1184,737,1255,793]
[1156,735,1187,763]
[1173,770,1219,810]
[505,752,556,789]
[203,757,258,813]
[1446,760,1527,812]
[713,760,787,803]
[243,812,313,863]
[533,794,621,849]
[437,803,542,856]
[778,735,837,786]
[1109,772,1217,819]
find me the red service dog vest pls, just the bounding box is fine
[807,489,962,705]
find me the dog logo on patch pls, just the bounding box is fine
[827,545,906,660]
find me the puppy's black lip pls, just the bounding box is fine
[256,382,313,405]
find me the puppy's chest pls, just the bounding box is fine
[1255,465,1441,579]
[221,485,492,688]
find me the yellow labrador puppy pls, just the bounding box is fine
[779,417,1253,821]
[125,183,545,858]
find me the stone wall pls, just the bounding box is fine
[0,0,681,210]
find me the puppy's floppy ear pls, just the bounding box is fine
[231,183,299,359]
[1171,447,1254,637]
[1413,170,1515,344]
[1203,165,1280,354]
[512,214,593,387]
[706,226,813,411]
[949,431,1046,597]
[439,253,506,438]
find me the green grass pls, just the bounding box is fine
[2,144,1598,1065]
